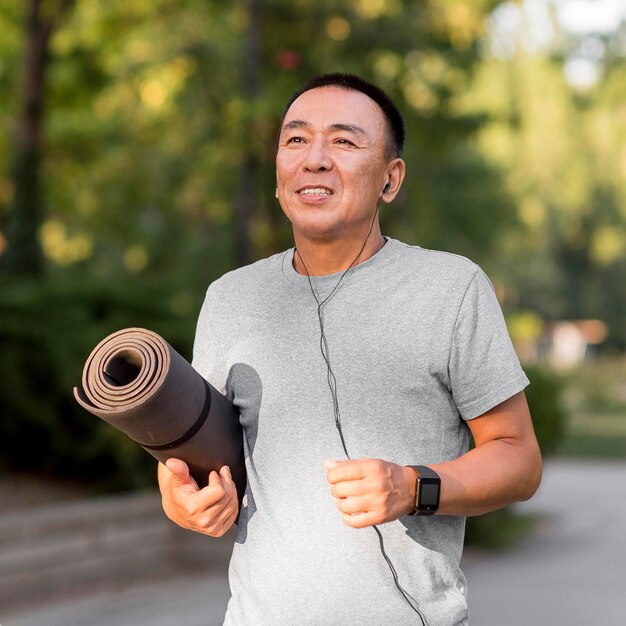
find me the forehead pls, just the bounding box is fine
[282,86,387,139]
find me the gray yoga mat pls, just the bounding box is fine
[74,327,246,502]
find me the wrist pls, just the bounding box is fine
[402,465,419,515]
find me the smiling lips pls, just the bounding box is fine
[297,186,333,200]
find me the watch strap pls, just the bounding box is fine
[409,465,440,516]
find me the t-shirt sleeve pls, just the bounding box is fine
[191,284,229,395]
[448,268,529,420]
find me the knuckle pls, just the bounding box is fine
[373,459,385,473]
[372,475,385,491]
[209,524,224,537]
[182,501,199,518]
[378,494,392,517]
[197,513,212,528]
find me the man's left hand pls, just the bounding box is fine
[325,459,417,528]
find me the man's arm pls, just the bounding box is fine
[326,391,542,528]
[429,390,541,516]
[158,458,239,537]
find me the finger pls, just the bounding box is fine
[199,479,235,528]
[224,504,239,530]
[213,493,237,526]
[165,458,198,489]
[211,501,239,537]
[220,466,238,503]
[330,480,368,499]
[191,471,229,510]
[326,459,368,484]
[219,465,234,491]
[224,503,239,528]
[336,496,371,515]
[341,510,379,529]
[208,469,221,488]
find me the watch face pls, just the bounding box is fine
[418,477,440,510]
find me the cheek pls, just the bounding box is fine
[276,152,299,180]
[343,156,383,186]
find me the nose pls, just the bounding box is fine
[303,136,332,172]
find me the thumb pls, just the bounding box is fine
[324,459,342,471]
[165,458,193,485]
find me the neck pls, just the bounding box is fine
[292,225,385,276]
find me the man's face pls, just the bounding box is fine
[276,86,395,241]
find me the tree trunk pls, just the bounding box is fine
[2,0,73,275]
[233,0,261,268]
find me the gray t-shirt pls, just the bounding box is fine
[192,237,529,626]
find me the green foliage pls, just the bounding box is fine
[557,431,626,459]
[554,358,626,459]
[561,358,626,415]
[464,507,539,550]
[0,272,202,492]
[467,51,626,348]
[0,0,522,496]
[0,0,622,549]
[0,0,516,279]
[523,365,566,456]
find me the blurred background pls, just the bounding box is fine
[1,0,625,624]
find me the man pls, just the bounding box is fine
[158,73,542,625]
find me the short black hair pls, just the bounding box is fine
[281,73,405,158]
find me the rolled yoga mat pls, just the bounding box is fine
[74,327,246,503]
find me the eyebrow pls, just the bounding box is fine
[282,119,368,137]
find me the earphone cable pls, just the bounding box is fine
[292,204,430,625]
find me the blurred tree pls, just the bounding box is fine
[461,5,626,348]
[2,0,75,275]
[234,0,261,267]
[1,0,514,285]
[1,0,559,491]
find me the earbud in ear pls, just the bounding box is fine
[383,181,391,194]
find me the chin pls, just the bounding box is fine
[292,218,344,239]
[287,213,338,235]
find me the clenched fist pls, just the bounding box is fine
[325,458,417,528]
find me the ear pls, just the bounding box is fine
[275,182,279,199]
[381,158,406,202]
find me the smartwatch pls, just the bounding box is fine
[409,465,440,516]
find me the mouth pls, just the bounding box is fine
[296,186,334,198]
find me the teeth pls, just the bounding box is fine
[299,188,331,195]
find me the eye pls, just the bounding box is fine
[286,136,304,144]
[335,138,355,146]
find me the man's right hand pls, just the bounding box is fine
[158,458,239,537]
